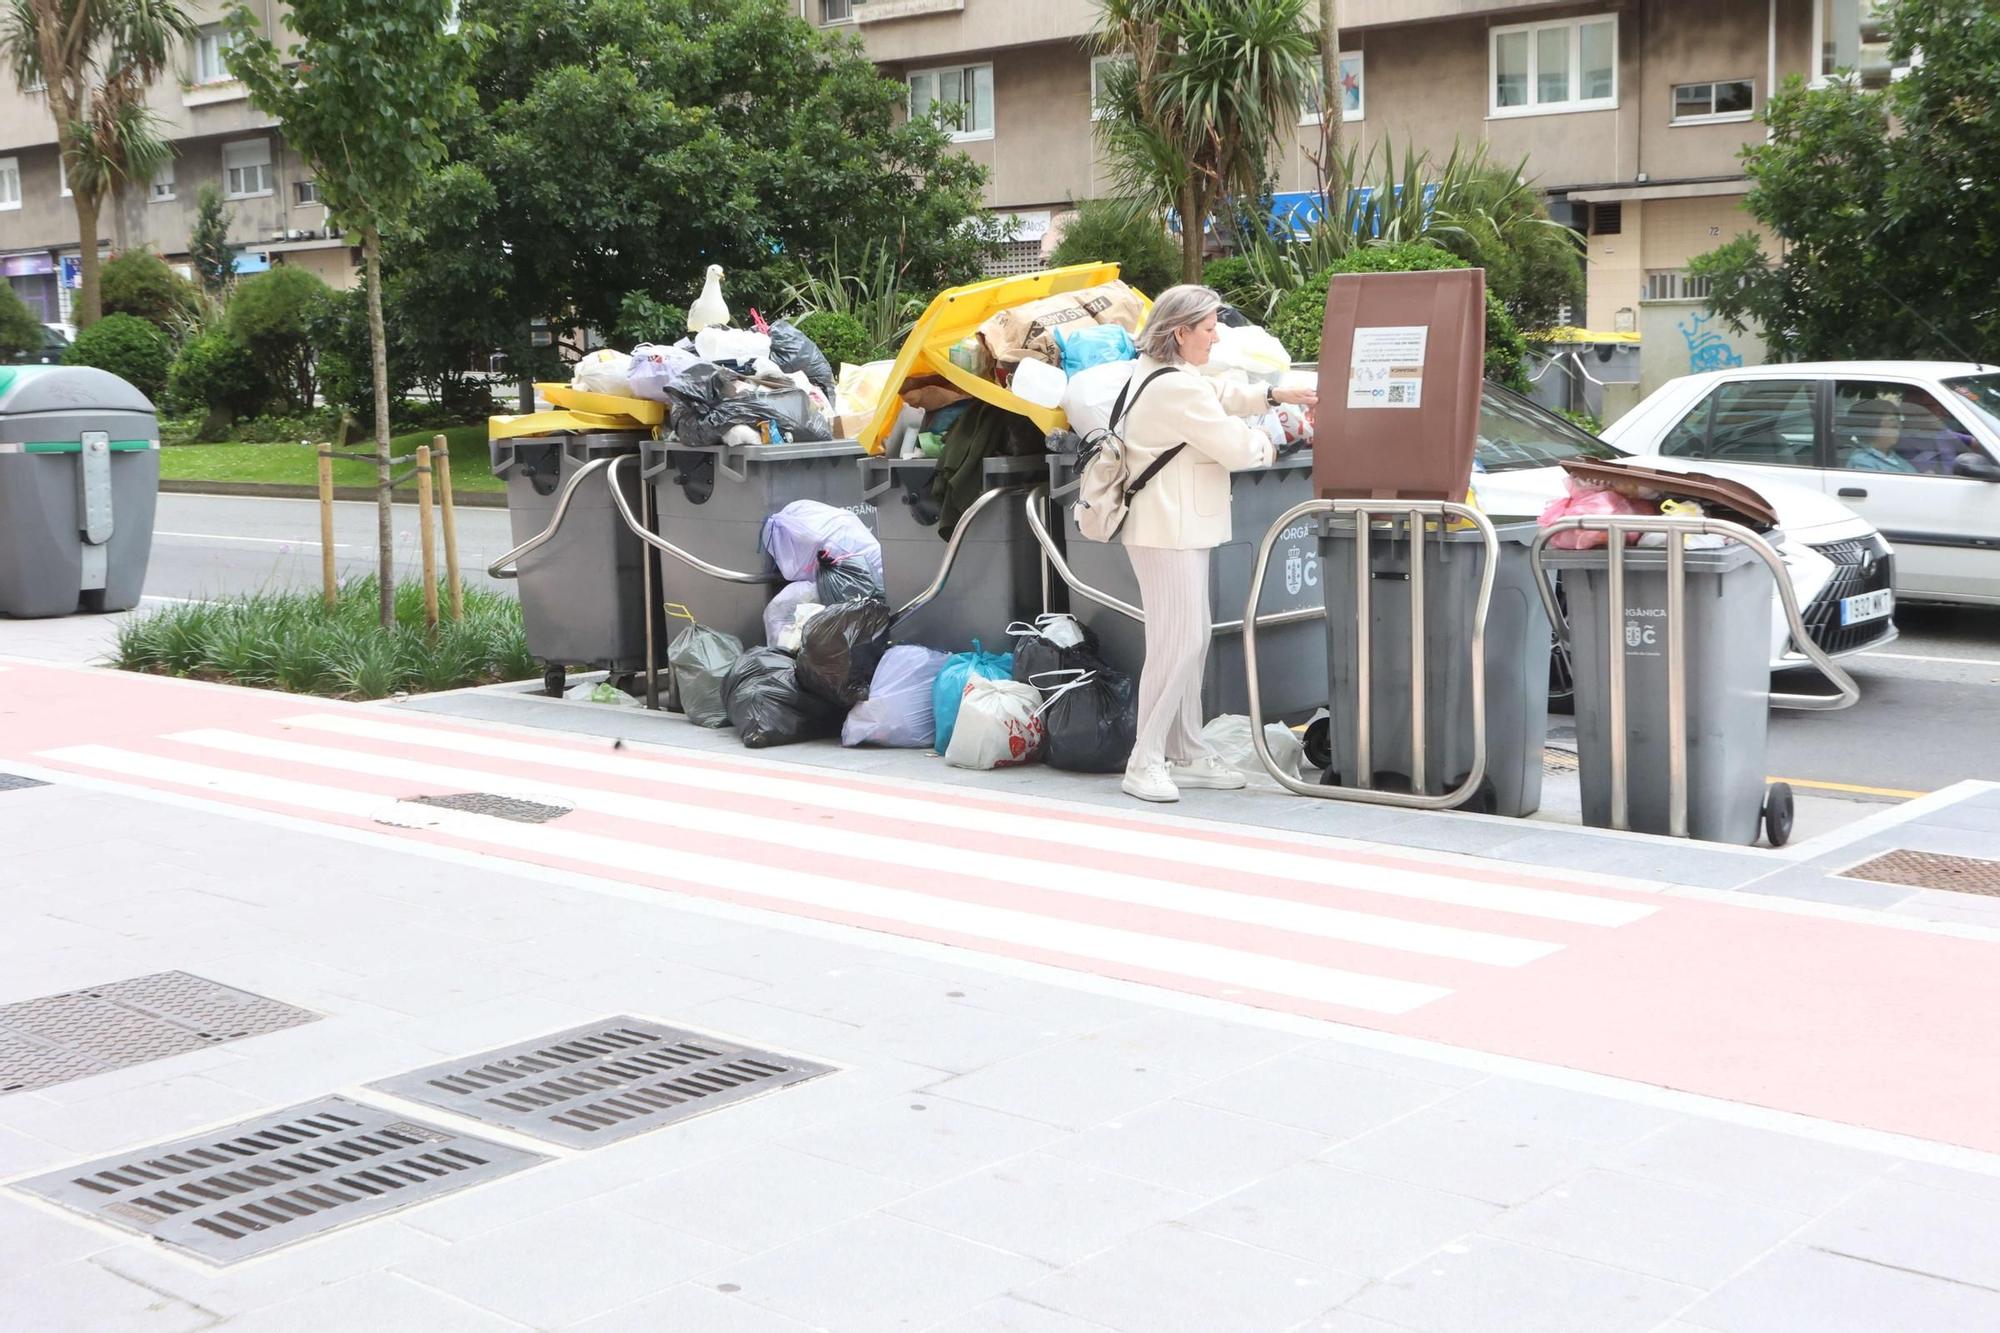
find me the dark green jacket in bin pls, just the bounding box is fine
[930,402,1043,540]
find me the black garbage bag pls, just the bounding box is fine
[666,361,832,446]
[1010,616,1103,687]
[796,596,895,707]
[815,549,882,605]
[1033,667,1138,773]
[667,623,744,728]
[723,647,843,748]
[768,319,836,397]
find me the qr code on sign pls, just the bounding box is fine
[1386,384,1411,404]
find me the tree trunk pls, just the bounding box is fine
[72,188,104,327]
[365,226,395,630]
[1180,181,1204,284]
[1319,0,1342,197]
[110,180,131,253]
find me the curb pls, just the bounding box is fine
[159,480,508,508]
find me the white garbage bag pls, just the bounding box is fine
[694,325,773,364]
[944,676,1045,770]
[842,645,950,748]
[1200,714,1304,784]
[1060,360,1138,438]
[572,348,634,396]
[763,580,818,647]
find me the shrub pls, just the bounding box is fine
[62,314,173,401]
[166,330,271,432]
[1048,199,1180,298]
[1201,256,1266,319]
[0,280,43,360]
[100,251,197,329]
[311,284,416,429]
[793,310,878,370]
[229,408,341,443]
[614,291,687,346]
[226,266,333,411]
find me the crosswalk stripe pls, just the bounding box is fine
[277,713,1656,929]
[169,728,1560,968]
[44,744,1454,1016]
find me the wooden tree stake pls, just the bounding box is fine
[435,435,463,620]
[416,443,439,630]
[317,444,337,610]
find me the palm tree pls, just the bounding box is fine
[3,0,197,327]
[1095,0,1319,283]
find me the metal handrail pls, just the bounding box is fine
[486,455,613,580]
[1022,485,1326,634]
[1529,515,1860,838]
[605,454,776,586]
[891,484,1029,624]
[1244,500,1500,811]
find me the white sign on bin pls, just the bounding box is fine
[1346,325,1427,409]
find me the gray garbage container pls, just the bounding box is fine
[491,431,655,693]
[863,453,1043,654]
[643,439,875,649]
[0,366,159,618]
[1546,540,1775,843]
[1317,521,1550,817]
[1047,449,1323,719]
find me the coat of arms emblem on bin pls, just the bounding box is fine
[1625,621,1645,649]
[1285,547,1305,596]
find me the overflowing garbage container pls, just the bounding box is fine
[863,453,1044,653]
[0,366,160,618]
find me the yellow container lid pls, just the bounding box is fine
[489,409,654,440]
[536,382,666,426]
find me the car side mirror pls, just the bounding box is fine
[1954,452,2000,482]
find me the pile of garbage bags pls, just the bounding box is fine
[568,315,840,448]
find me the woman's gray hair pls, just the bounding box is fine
[1136,284,1224,363]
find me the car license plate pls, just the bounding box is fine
[1840,588,1894,626]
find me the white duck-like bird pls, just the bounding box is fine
[687,264,730,333]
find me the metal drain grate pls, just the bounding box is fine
[369,1019,835,1149]
[407,792,571,823]
[1840,849,2000,897]
[1,972,319,1096]
[0,772,48,791]
[12,1096,546,1264]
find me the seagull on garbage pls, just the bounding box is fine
[688,264,730,333]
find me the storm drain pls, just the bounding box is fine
[1840,849,2000,897]
[0,772,48,791]
[11,1096,546,1264]
[0,972,318,1096]
[368,1019,835,1149]
[407,792,571,823]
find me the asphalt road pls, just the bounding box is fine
[139,493,2000,803]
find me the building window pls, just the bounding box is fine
[1490,15,1617,117]
[1301,52,1365,124]
[22,73,44,93]
[193,25,237,85]
[59,157,69,197]
[149,161,176,202]
[0,158,19,211]
[1644,269,1713,302]
[1815,0,1896,86]
[1090,55,1132,121]
[821,0,853,21]
[908,64,994,142]
[1672,79,1755,124]
[294,179,321,206]
[1588,201,1622,235]
[223,138,273,199]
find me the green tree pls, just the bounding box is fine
[166,329,271,434]
[1095,0,1319,282]
[0,279,43,360]
[1692,0,2000,360]
[188,184,235,297]
[228,0,473,628]
[1047,199,1180,297]
[99,250,195,328]
[225,267,332,413]
[62,312,173,398]
[2,0,198,326]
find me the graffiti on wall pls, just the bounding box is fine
[1679,311,1745,374]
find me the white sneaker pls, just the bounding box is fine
[1170,754,1248,790]
[1121,761,1180,803]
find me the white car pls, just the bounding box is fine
[1601,361,2000,606]
[1469,384,1898,672]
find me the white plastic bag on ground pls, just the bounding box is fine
[1202,324,1291,384]
[1060,360,1138,438]
[761,500,883,583]
[842,645,950,748]
[763,580,818,647]
[695,326,772,364]
[945,676,1045,770]
[778,601,825,654]
[572,348,634,396]
[1200,714,1303,784]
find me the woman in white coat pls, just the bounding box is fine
[1116,285,1317,803]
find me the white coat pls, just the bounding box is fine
[1116,356,1277,551]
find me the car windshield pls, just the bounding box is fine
[1943,373,2000,436]
[1473,387,1625,473]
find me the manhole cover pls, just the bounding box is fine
[369,1019,835,1149]
[12,1096,546,1265]
[1,972,319,1096]
[1840,849,2000,896]
[407,792,571,823]
[0,773,47,791]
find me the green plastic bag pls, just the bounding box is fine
[668,623,745,728]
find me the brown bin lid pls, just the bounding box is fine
[1558,459,1780,531]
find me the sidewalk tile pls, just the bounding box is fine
[1185,1055,1461,1140]
[1683,1244,2000,1332]
[849,1001,1074,1075]
[779,1094,1067,1186]
[392,1199,740,1328]
[609,1146,914,1254]
[570,1284,822,1333]
[211,1273,530,1333]
[1891,1160,2000,1204]
[1293,1039,1489,1090]
[0,1195,121,1269]
[1018,1223,1362,1333]
[925,1034,1211,1131]
[1288,1314,1421,1332]
[92,1220,452,1320]
[707,1213,1049,1331]
[1043,1101,1327,1197]
[1798,1177,2000,1290]
[399,1159,671,1245]
[1482,1168,1807,1287]
[923,973,1158,1034]
[1184,1162,1498,1277]
[747,966,984,1027]
[929,1297,1126,1332]
[1605,1119,1894,1214]
[1320,1107,1599,1207]
[6,1258,215,1333]
[0,1075,266,1155]
[885,1152,1201,1266]
[1426,1080,1682,1147]
[1343,1235,1699,1333]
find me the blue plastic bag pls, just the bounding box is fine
[1054,324,1136,374]
[932,640,1014,753]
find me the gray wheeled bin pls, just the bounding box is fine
[1318,521,1550,817]
[1047,449,1325,720]
[0,366,159,618]
[642,439,875,649]
[1547,541,1776,844]
[862,453,1043,654]
[491,431,655,694]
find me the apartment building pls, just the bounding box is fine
[823,0,1895,371]
[0,1,352,326]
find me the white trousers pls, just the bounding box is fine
[1125,544,1212,771]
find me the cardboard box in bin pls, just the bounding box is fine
[1314,270,1486,502]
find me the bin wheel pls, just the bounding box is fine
[543,664,566,698]
[1763,782,1795,848]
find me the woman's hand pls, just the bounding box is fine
[1272,386,1317,408]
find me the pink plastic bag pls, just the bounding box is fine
[1538,479,1652,549]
